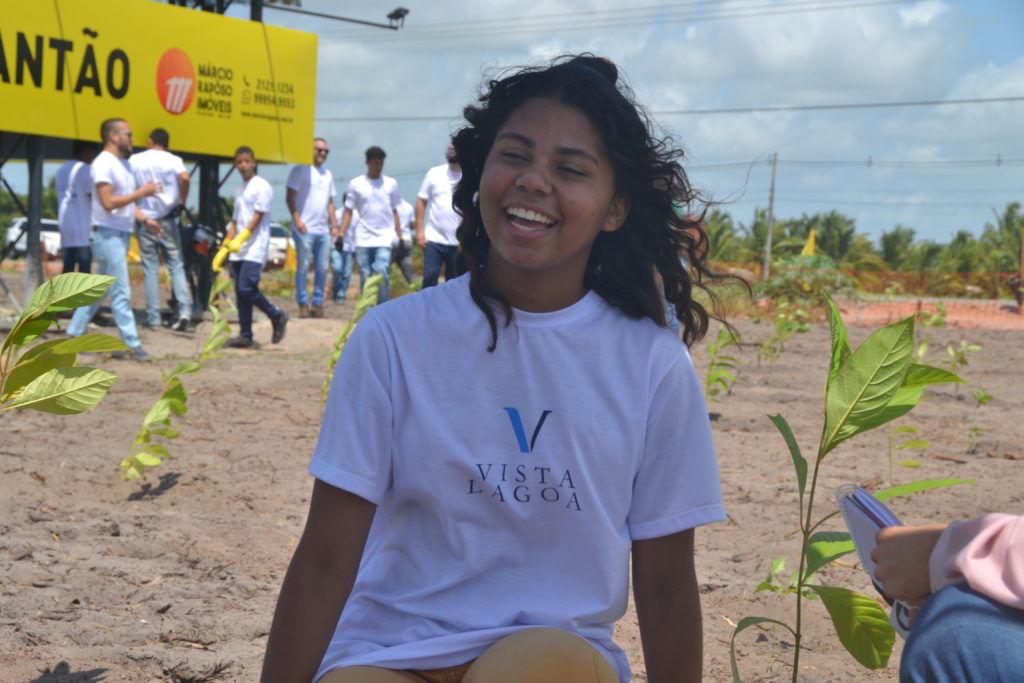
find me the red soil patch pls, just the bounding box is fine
[838,298,1024,330]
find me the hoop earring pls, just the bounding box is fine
[472,191,479,207]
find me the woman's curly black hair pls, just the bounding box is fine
[452,53,728,351]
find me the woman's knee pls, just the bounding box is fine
[464,627,618,683]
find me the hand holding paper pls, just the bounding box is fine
[835,484,915,638]
[873,524,948,606]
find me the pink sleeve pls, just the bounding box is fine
[929,513,1024,609]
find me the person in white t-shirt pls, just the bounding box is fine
[415,144,462,288]
[131,128,193,332]
[262,56,731,683]
[339,146,402,304]
[224,146,289,349]
[68,118,161,363]
[391,198,417,285]
[287,137,339,319]
[331,204,357,303]
[55,140,99,273]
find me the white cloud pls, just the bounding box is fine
[899,0,952,28]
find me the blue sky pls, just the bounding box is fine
[11,0,1023,246]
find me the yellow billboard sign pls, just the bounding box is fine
[0,0,316,163]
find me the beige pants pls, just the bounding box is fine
[319,627,619,683]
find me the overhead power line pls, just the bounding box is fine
[317,95,1024,123]
[657,96,1024,116]
[689,155,1024,170]
[322,0,910,42]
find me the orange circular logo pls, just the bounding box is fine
[156,49,195,115]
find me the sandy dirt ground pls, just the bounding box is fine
[1,276,1021,683]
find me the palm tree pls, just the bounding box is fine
[879,225,916,271]
[934,230,989,273]
[703,210,748,263]
[980,202,1022,273]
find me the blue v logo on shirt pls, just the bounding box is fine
[503,408,552,453]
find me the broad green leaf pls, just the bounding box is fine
[809,584,894,669]
[823,317,914,454]
[769,557,786,575]
[896,439,929,449]
[5,366,116,414]
[26,272,115,314]
[169,361,202,377]
[873,384,925,425]
[897,460,921,468]
[131,452,164,466]
[825,294,851,394]
[875,478,974,501]
[163,378,187,406]
[142,398,171,427]
[729,616,796,683]
[166,398,187,416]
[5,318,54,350]
[805,531,855,577]
[144,444,171,458]
[148,427,179,439]
[769,414,807,501]
[2,351,77,402]
[1,317,53,356]
[20,334,128,363]
[903,363,964,387]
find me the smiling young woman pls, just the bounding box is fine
[261,54,732,683]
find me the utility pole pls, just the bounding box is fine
[1018,223,1023,312]
[23,135,44,306]
[762,152,777,281]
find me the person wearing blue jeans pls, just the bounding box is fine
[422,242,458,289]
[900,583,1024,682]
[340,146,403,305]
[224,146,289,348]
[68,228,143,349]
[331,245,354,302]
[138,213,193,329]
[287,139,338,318]
[415,146,462,288]
[69,117,160,362]
[131,129,193,331]
[293,229,332,313]
[355,245,392,303]
[230,259,286,345]
[62,246,92,274]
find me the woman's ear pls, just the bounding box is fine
[602,194,631,233]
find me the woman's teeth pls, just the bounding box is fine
[507,206,555,227]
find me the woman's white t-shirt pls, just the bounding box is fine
[310,276,725,682]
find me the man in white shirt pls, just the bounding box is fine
[55,140,99,273]
[339,146,402,303]
[287,137,338,319]
[225,146,289,348]
[415,144,462,288]
[392,198,416,285]
[131,128,193,332]
[68,118,160,362]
